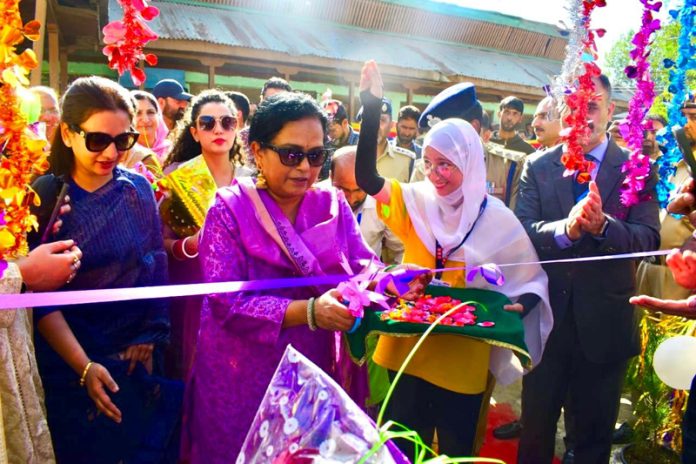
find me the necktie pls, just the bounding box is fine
[572,154,597,202]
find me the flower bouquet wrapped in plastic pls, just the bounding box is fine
[237,344,408,463]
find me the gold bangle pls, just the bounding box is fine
[79,361,94,387]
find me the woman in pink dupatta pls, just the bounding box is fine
[181,93,422,462]
[131,90,171,163]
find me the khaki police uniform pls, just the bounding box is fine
[377,142,416,184]
[636,160,695,301]
[484,141,529,211]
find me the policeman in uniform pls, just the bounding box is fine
[413,83,531,209]
[358,97,416,183]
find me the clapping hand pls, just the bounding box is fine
[576,181,607,236]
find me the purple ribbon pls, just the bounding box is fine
[0,274,350,310]
[0,249,673,311]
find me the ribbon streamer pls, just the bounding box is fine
[0,249,674,311]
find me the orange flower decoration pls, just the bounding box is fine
[0,0,49,268]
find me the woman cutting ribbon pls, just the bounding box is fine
[181,91,427,462]
[355,60,553,457]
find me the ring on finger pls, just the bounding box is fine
[72,254,79,264]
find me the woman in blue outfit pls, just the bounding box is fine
[32,76,182,463]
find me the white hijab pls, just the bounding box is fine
[401,118,553,384]
[402,119,486,257]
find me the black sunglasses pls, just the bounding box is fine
[260,143,330,167]
[70,126,139,152]
[197,115,237,132]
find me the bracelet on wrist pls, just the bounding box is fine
[79,361,94,387]
[307,297,317,331]
[181,235,199,259]
[171,239,186,261]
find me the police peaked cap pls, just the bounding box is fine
[419,83,483,128]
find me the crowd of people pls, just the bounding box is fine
[1,58,696,464]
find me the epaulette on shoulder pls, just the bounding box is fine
[485,142,527,163]
[391,145,416,159]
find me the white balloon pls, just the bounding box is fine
[653,336,696,390]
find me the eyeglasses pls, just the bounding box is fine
[197,115,237,132]
[423,160,457,178]
[261,142,330,167]
[70,126,139,152]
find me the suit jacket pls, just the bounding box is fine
[514,139,660,363]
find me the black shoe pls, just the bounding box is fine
[612,422,633,444]
[492,420,522,440]
[562,449,575,464]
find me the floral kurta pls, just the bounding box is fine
[181,182,377,463]
[0,263,54,464]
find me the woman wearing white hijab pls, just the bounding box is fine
[355,61,552,457]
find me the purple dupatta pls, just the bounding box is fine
[238,177,371,408]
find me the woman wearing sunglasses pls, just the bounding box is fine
[355,61,552,457]
[180,91,426,461]
[32,76,182,463]
[157,90,251,380]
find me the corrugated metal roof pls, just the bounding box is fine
[119,0,561,90]
[163,0,567,61]
[383,0,562,37]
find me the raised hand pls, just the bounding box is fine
[359,60,384,99]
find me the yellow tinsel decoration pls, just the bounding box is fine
[0,1,48,260]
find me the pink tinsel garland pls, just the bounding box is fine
[619,0,662,206]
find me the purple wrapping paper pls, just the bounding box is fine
[237,345,408,463]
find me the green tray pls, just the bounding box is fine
[345,285,531,367]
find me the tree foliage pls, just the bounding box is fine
[603,19,696,117]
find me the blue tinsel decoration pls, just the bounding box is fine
[655,0,696,207]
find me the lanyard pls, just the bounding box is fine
[435,197,487,280]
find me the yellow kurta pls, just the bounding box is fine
[372,179,490,394]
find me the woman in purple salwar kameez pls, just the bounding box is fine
[181,93,397,462]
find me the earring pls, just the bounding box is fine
[256,170,267,189]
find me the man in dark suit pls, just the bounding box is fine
[515,75,660,463]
